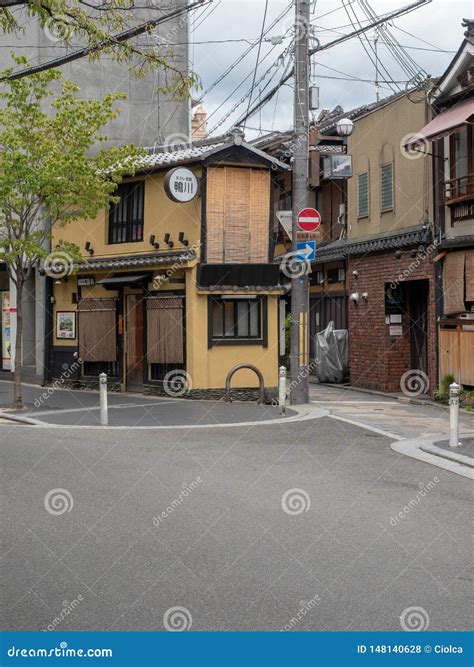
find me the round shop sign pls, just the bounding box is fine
[164,167,199,203]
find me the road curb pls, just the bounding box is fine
[391,435,474,479]
[0,405,330,430]
[0,412,42,426]
[420,440,474,468]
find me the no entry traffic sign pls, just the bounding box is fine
[297,208,321,232]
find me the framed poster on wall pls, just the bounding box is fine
[1,291,11,370]
[56,311,76,340]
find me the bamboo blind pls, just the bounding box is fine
[465,249,474,303]
[146,297,184,364]
[443,252,466,316]
[206,168,226,263]
[250,169,270,262]
[78,299,117,362]
[206,167,270,263]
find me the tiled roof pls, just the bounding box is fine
[133,135,290,173]
[75,250,196,273]
[317,90,410,135]
[203,285,284,292]
[137,143,225,168]
[311,227,433,264]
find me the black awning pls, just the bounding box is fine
[97,274,151,288]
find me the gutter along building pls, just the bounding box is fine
[48,133,289,399]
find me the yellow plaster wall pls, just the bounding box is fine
[185,270,279,389]
[53,169,203,260]
[347,95,432,239]
[52,278,77,347]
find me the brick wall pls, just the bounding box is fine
[347,250,437,396]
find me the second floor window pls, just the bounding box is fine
[381,163,394,212]
[108,181,144,244]
[357,172,369,218]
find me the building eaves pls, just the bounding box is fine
[317,90,412,135]
[134,137,290,173]
[310,227,433,264]
[75,250,196,273]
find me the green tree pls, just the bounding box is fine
[0,57,145,408]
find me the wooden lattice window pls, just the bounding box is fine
[146,297,184,364]
[78,298,117,362]
[108,181,145,244]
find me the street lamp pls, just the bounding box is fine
[336,118,354,137]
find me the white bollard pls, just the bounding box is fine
[449,382,460,448]
[279,366,287,415]
[99,373,108,426]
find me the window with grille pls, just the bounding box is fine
[210,297,263,343]
[108,181,144,244]
[381,163,394,212]
[357,172,369,218]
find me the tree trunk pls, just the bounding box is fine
[13,279,23,409]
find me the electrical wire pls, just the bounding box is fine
[341,0,399,93]
[196,1,292,103]
[243,0,269,130]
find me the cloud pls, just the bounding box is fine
[192,0,471,138]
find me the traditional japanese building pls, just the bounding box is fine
[47,133,289,400]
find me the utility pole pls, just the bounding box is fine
[290,0,310,405]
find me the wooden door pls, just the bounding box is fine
[125,294,144,392]
[409,280,429,376]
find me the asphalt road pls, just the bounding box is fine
[0,381,296,427]
[0,415,471,632]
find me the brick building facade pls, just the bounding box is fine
[347,245,437,395]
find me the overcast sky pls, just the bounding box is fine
[189,0,472,139]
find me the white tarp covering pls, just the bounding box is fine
[314,321,348,384]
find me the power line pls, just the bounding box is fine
[341,0,399,93]
[0,0,211,82]
[232,0,432,128]
[244,0,269,130]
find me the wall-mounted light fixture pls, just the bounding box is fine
[149,234,160,250]
[362,292,369,301]
[164,233,174,248]
[84,242,94,256]
[352,270,359,278]
[178,232,189,247]
[350,292,360,304]
[394,250,402,260]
